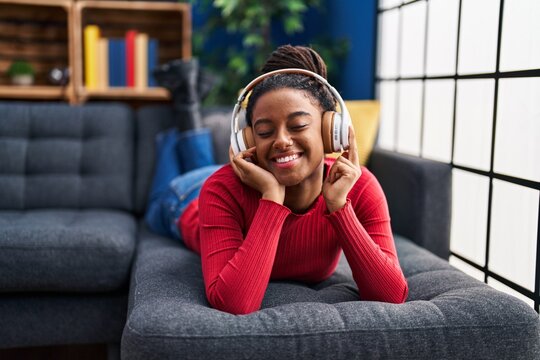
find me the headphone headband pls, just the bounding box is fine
[231,68,351,154]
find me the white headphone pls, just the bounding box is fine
[230,68,351,155]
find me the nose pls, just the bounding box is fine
[273,129,293,150]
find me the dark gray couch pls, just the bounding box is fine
[0,102,538,359]
[123,105,540,359]
[0,102,134,355]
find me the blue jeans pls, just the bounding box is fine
[145,127,218,239]
[145,165,221,240]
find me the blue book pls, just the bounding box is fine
[108,38,126,87]
[148,38,159,87]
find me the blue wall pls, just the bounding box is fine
[191,0,377,100]
[324,0,377,100]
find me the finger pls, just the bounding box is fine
[347,125,360,166]
[230,148,242,167]
[337,163,361,186]
[336,153,356,169]
[231,147,253,172]
[328,162,348,184]
[229,154,243,178]
[327,164,339,184]
[236,146,256,162]
[233,147,259,177]
[229,146,235,163]
[229,147,243,175]
[336,161,360,182]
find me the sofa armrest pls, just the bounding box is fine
[368,147,452,259]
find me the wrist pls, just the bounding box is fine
[262,188,285,204]
[325,198,346,213]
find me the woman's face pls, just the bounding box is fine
[251,87,325,187]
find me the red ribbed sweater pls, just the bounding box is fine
[178,158,408,315]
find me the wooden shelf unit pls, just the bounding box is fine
[0,0,191,104]
[0,0,74,102]
[73,0,191,103]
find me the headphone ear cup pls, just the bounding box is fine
[242,126,255,149]
[321,111,336,153]
[232,127,255,155]
[340,111,351,150]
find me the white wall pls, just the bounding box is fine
[376,0,540,310]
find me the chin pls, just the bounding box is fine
[274,173,304,187]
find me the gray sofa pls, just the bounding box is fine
[0,102,134,355]
[0,102,538,359]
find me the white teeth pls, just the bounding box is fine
[275,154,299,163]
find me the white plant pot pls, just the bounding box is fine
[11,74,34,86]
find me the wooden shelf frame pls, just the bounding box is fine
[0,0,191,103]
[73,0,191,103]
[0,0,76,102]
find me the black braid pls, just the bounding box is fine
[245,45,335,125]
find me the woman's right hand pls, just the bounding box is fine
[229,146,285,204]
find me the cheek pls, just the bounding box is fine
[254,140,270,167]
[303,130,325,154]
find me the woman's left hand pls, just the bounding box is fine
[323,125,362,213]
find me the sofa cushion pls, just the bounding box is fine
[0,293,127,348]
[0,209,137,292]
[122,230,540,360]
[0,102,134,210]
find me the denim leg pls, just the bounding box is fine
[147,128,182,203]
[169,165,222,239]
[145,188,179,238]
[177,128,215,173]
[146,165,221,240]
[145,128,182,236]
[170,165,222,207]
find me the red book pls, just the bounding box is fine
[125,30,137,87]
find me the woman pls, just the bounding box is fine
[146,45,408,315]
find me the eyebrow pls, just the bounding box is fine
[253,111,312,127]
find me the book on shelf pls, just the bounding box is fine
[125,29,137,88]
[148,38,159,87]
[135,33,148,89]
[98,38,109,90]
[83,25,160,91]
[108,38,126,87]
[84,25,100,89]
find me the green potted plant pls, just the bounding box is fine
[194,0,349,105]
[7,60,35,86]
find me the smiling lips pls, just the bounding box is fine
[272,153,302,169]
[275,153,299,163]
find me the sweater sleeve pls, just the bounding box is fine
[325,172,408,304]
[199,174,290,315]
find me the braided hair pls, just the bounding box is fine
[245,45,336,126]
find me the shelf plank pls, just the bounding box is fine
[81,87,170,100]
[0,41,67,58]
[0,85,68,99]
[77,1,190,12]
[0,0,71,7]
[0,21,68,41]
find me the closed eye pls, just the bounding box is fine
[291,124,308,131]
[256,130,273,138]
